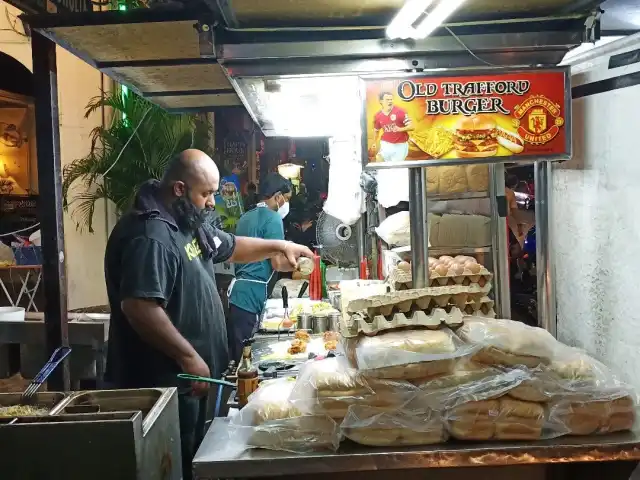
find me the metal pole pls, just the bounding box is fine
[32,31,70,391]
[489,163,511,318]
[409,168,428,289]
[535,160,556,337]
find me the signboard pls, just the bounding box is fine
[363,69,570,168]
[0,195,38,237]
[215,175,244,232]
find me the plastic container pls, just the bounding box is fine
[0,307,26,321]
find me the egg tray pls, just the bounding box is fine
[389,265,493,290]
[341,308,465,338]
[346,284,492,315]
[462,296,496,317]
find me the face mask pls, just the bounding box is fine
[277,198,290,219]
[172,185,212,232]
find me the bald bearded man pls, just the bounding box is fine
[104,149,312,479]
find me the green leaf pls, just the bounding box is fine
[62,88,213,232]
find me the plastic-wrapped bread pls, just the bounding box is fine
[341,405,446,447]
[425,168,439,194]
[446,396,545,441]
[351,328,477,380]
[465,164,489,192]
[457,317,558,368]
[495,398,545,440]
[548,396,636,436]
[415,363,528,411]
[438,166,468,194]
[228,378,340,453]
[289,357,417,419]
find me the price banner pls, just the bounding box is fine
[363,68,571,168]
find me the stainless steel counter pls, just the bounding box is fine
[193,418,640,479]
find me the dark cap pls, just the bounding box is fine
[259,173,292,199]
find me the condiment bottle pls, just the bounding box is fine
[237,339,258,407]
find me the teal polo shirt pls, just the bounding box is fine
[229,206,284,314]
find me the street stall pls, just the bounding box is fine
[10,0,640,479]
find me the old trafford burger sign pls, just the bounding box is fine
[363,68,570,168]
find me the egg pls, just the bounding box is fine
[439,256,454,263]
[435,265,449,276]
[282,318,294,328]
[468,263,482,274]
[428,257,437,267]
[397,261,411,273]
[452,264,465,276]
[463,260,477,271]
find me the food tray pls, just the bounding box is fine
[389,265,493,290]
[463,296,495,317]
[342,308,465,338]
[49,388,164,419]
[0,392,68,419]
[346,284,492,315]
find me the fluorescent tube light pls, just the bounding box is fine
[413,0,467,38]
[386,0,467,40]
[386,0,435,39]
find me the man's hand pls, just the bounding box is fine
[179,352,211,397]
[281,242,314,270]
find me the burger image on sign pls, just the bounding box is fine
[453,115,499,158]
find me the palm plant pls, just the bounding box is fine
[62,90,212,232]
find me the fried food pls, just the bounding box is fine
[323,331,338,342]
[295,330,311,342]
[324,340,338,351]
[0,405,48,418]
[410,127,455,158]
[288,339,307,355]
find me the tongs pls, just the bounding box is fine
[22,346,71,405]
[177,374,236,417]
[277,286,290,341]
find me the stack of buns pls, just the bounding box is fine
[228,378,341,453]
[348,328,472,380]
[341,405,446,447]
[232,318,637,454]
[289,356,418,419]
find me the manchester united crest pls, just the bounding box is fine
[512,95,564,145]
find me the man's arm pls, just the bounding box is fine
[395,113,414,133]
[230,237,313,272]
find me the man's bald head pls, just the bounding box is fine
[161,149,220,211]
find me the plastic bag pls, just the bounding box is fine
[228,378,341,453]
[341,405,446,447]
[507,345,637,404]
[547,395,636,436]
[289,357,418,418]
[445,396,548,441]
[375,211,411,247]
[414,363,529,411]
[352,328,478,380]
[0,242,14,265]
[457,317,558,368]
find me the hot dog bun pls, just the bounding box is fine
[496,126,524,154]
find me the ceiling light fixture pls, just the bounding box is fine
[386,0,467,40]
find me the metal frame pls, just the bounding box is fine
[31,30,70,391]
[359,67,573,170]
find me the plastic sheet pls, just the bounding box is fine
[352,328,478,380]
[289,357,418,418]
[414,363,529,411]
[547,396,636,436]
[341,405,446,447]
[228,378,341,453]
[457,317,558,368]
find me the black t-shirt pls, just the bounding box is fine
[104,209,235,389]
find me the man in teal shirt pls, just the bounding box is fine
[228,173,292,360]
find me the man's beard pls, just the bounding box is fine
[172,195,213,232]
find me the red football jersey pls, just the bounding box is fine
[373,106,410,144]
